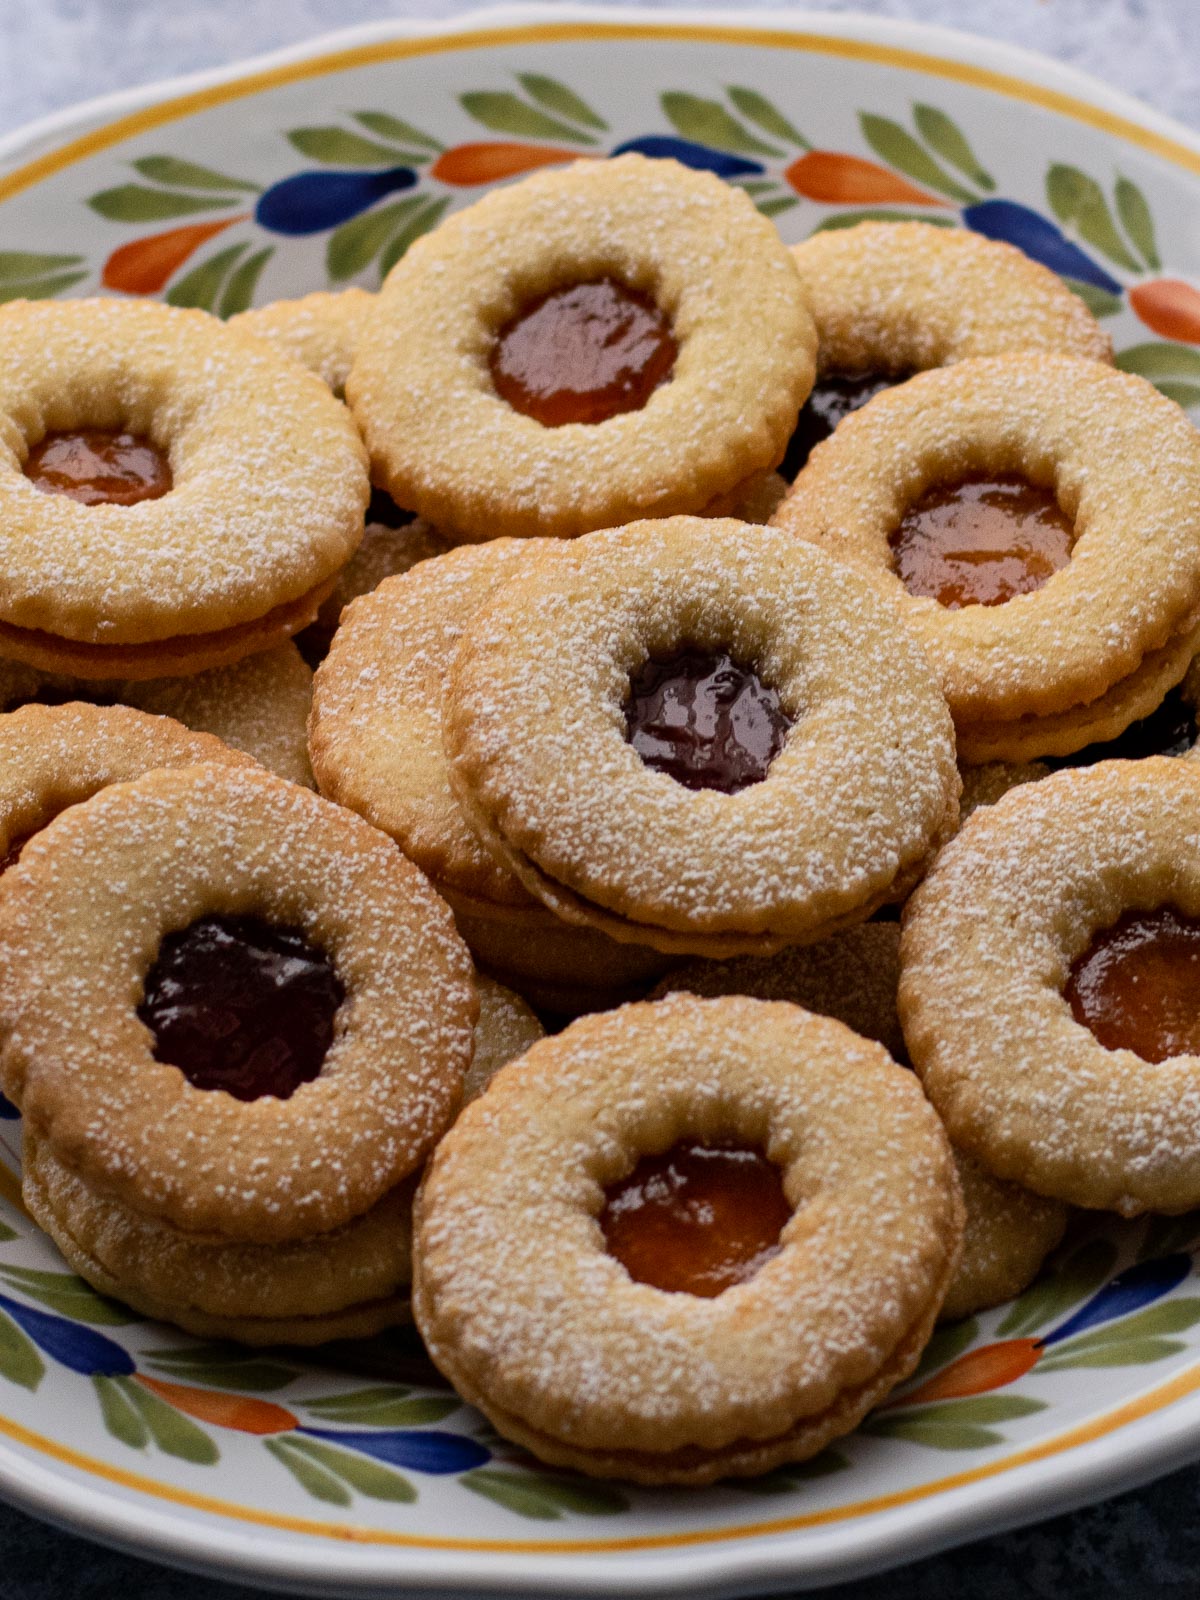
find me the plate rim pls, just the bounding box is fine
[3,5,1200,1594]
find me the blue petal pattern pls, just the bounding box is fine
[0,1292,134,1376]
[255,168,418,236]
[1041,1255,1193,1348]
[610,135,764,178]
[298,1425,490,1474]
[962,199,1124,294]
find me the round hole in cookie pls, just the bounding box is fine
[889,473,1075,610]
[623,648,792,794]
[489,276,678,427]
[137,914,345,1101]
[781,371,911,481]
[1064,905,1200,1064]
[24,430,172,506]
[599,1139,791,1297]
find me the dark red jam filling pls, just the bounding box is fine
[137,914,344,1101]
[366,487,415,529]
[599,1140,791,1297]
[1048,687,1198,769]
[780,371,904,480]
[624,649,791,793]
[0,833,31,876]
[1065,906,1200,1064]
[25,430,172,506]
[890,474,1074,609]
[490,277,677,426]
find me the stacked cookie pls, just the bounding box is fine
[5,148,1200,1490]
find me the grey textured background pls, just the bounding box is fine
[1,1,1199,1595]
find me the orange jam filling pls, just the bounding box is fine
[1065,906,1200,1063]
[490,277,677,426]
[25,430,172,506]
[890,474,1073,609]
[599,1140,791,1297]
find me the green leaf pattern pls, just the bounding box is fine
[912,103,994,190]
[459,92,597,146]
[661,92,783,157]
[0,1308,43,1391]
[305,1385,460,1426]
[0,1267,140,1325]
[1045,164,1142,273]
[144,1343,297,1393]
[858,113,976,202]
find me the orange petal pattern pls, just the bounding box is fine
[1130,279,1200,344]
[784,151,947,208]
[135,1374,297,1435]
[883,1338,1042,1409]
[101,215,248,296]
[430,142,593,186]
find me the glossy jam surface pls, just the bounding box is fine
[1050,687,1197,769]
[781,371,902,480]
[599,1140,791,1297]
[624,649,791,793]
[25,430,172,506]
[891,474,1074,609]
[490,277,677,427]
[1065,907,1200,1064]
[138,914,344,1101]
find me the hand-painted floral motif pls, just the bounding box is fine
[21,76,1185,412]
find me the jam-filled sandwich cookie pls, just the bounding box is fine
[414,994,963,1484]
[0,701,256,874]
[347,154,816,542]
[230,289,451,658]
[444,517,959,957]
[901,757,1200,1216]
[774,354,1200,763]
[19,972,536,1346]
[782,221,1111,478]
[650,925,1068,1322]
[0,298,368,679]
[0,763,476,1342]
[309,538,673,1010]
[0,644,315,787]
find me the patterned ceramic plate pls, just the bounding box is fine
[3,6,1200,1595]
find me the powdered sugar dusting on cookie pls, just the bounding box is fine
[347,155,816,542]
[445,518,959,948]
[413,994,961,1479]
[791,221,1112,374]
[0,298,368,643]
[900,757,1200,1214]
[0,761,475,1243]
[775,354,1200,732]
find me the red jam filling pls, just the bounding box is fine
[1065,907,1200,1064]
[781,371,904,480]
[624,649,791,793]
[599,1140,791,1297]
[137,914,344,1101]
[25,430,172,506]
[890,474,1074,609]
[490,277,677,426]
